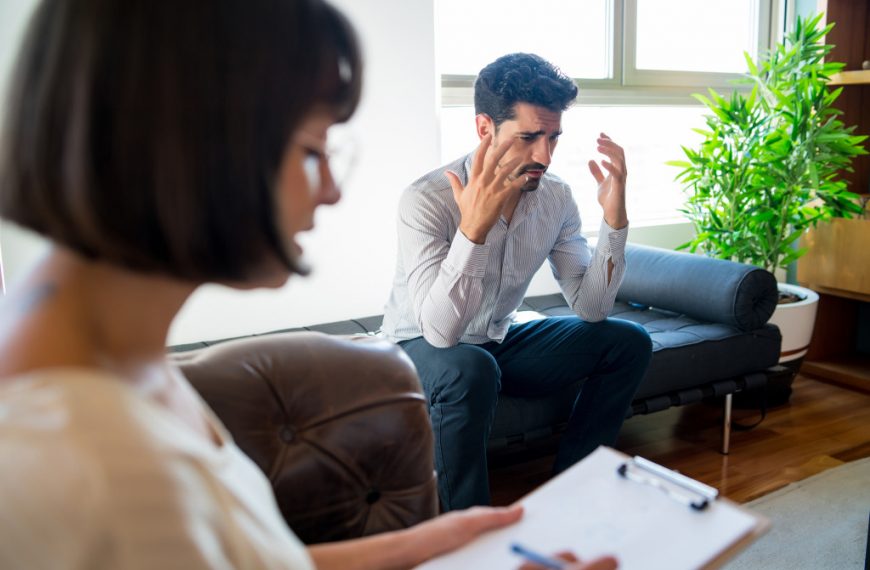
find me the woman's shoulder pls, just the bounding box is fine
[0,367,217,489]
[0,369,162,504]
[0,369,314,569]
[0,370,121,568]
[0,371,192,554]
[0,368,131,435]
[0,368,147,443]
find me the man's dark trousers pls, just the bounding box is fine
[400,315,652,511]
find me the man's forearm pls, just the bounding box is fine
[416,273,484,347]
[560,220,628,321]
[568,252,624,322]
[406,229,490,347]
[603,207,628,231]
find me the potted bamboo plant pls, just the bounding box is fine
[669,14,867,390]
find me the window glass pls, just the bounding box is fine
[436,1,767,224]
[435,0,610,79]
[440,105,706,226]
[634,0,759,73]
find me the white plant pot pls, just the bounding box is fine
[766,283,819,363]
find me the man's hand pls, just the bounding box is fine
[588,133,628,230]
[446,134,528,244]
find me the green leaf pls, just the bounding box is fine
[692,93,714,108]
[668,12,864,273]
[744,51,759,76]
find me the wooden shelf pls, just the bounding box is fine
[799,291,869,395]
[801,356,870,395]
[806,0,870,396]
[828,70,870,86]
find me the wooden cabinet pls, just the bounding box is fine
[797,0,870,394]
[797,288,870,394]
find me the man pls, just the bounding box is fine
[381,53,652,511]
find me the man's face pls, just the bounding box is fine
[479,102,562,192]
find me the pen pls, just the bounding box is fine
[510,542,565,569]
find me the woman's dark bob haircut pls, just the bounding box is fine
[0,0,362,281]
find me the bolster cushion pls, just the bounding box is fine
[618,244,778,331]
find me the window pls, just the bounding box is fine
[436,0,611,80]
[626,0,770,87]
[634,1,760,73]
[435,0,778,227]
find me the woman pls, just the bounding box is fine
[0,0,615,568]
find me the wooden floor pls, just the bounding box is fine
[490,375,870,506]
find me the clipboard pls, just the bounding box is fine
[416,447,769,570]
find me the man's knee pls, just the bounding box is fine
[595,319,653,370]
[621,320,653,359]
[403,341,501,409]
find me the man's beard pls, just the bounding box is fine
[519,162,547,192]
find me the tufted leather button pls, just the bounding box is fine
[279,425,296,443]
[365,489,381,504]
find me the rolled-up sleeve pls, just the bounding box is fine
[549,193,628,322]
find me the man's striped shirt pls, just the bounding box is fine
[381,153,628,347]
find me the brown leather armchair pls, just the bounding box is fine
[171,332,438,544]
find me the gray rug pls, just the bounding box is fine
[724,457,870,569]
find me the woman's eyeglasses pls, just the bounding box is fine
[295,125,358,195]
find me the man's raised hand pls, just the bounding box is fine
[446,133,527,244]
[587,133,628,230]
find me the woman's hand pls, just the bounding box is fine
[309,505,618,570]
[406,504,525,564]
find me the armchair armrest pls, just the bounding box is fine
[172,332,438,544]
[618,244,778,330]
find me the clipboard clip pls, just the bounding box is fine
[617,456,719,511]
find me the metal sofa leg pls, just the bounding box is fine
[722,393,732,455]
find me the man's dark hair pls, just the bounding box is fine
[473,53,578,127]
[0,0,362,281]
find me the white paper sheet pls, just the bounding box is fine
[416,447,760,570]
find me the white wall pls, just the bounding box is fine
[0,1,48,293]
[170,0,444,344]
[0,0,693,345]
[0,0,445,344]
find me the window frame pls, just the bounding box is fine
[623,0,773,88]
[438,0,786,107]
